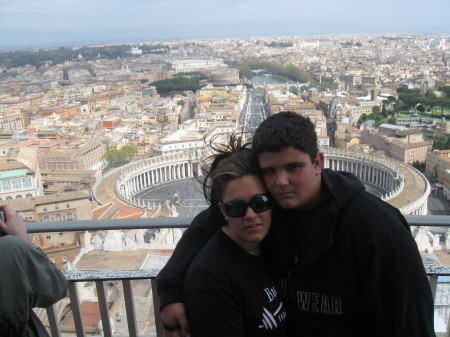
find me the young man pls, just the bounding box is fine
[157,111,435,337]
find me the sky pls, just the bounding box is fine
[0,0,449,49]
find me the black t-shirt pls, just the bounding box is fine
[184,230,287,337]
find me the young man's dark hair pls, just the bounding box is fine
[252,111,318,161]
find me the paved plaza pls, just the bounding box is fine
[135,177,209,218]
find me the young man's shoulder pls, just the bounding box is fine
[338,190,409,235]
[344,190,400,216]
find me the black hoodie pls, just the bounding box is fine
[266,169,435,337]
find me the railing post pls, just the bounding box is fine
[123,279,138,337]
[67,282,85,337]
[46,304,61,337]
[95,280,113,337]
[151,279,163,337]
[430,275,438,302]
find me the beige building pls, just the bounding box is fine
[195,85,246,122]
[0,190,92,268]
[0,109,27,131]
[361,126,432,164]
[390,139,433,164]
[0,146,43,200]
[335,131,361,149]
[426,150,450,183]
[41,140,106,170]
[435,120,450,136]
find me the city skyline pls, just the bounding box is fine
[0,0,450,49]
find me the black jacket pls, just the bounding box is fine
[267,169,435,337]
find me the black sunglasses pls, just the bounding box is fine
[223,194,273,218]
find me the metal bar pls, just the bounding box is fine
[429,275,438,302]
[46,304,61,337]
[25,217,196,233]
[123,279,138,337]
[65,269,159,282]
[425,266,450,276]
[151,279,163,337]
[67,282,85,337]
[21,215,450,234]
[447,310,450,337]
[95,280,112,337]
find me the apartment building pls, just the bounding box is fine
[40,104,81,118]
[0,146,43,200]
[195,85,246,122]
[390,139,433,164]
[335,128,361,150]
[41,139,106,170]
[0,190,92,269]
[166,59,228,74]
[361,125,432,164]
[0,109,28,131]
[426,150,450,183]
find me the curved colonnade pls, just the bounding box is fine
[114,151,202,209]
[93,148,430,216]
[323,148,430,215]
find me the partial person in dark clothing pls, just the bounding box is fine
[162,134,286,337]
[157,111,435,337]
[0,205,68,337]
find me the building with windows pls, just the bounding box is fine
[41,139,106,170]
[426,150,450,184]
[0,146,43,200]
[0,108,27,131]
[361,124,433,164]
[0,190,92,269]
[166,59,228,73]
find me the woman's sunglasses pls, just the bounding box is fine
[223,194,273,218]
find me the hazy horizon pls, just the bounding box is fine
[1,0,450,50]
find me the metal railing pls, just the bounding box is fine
[25,215,450,337]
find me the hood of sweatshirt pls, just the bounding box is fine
[271,168,365,270]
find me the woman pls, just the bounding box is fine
[182,134,287,337]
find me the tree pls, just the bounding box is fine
[177,100,185,106]
[416,104,425,113]
[411,161,426,172]
[289,86,298,95]
[238,65,253,80]
[372,106,381,114]
[386,96,396,104]
[440,86,450,98]
[102,145,137,169]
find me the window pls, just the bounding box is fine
[2,180,12,191]
[55,214,61,221]
[46,235,51,239]
[12,179,21,189]
[66,204,70,208]
[44,216,49,221]
[55,205,59,210]
[16,195,22,199]
[67,212,73,220]
[43,208,47,212]
[21,177,32,188]
[59,232,63,236]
